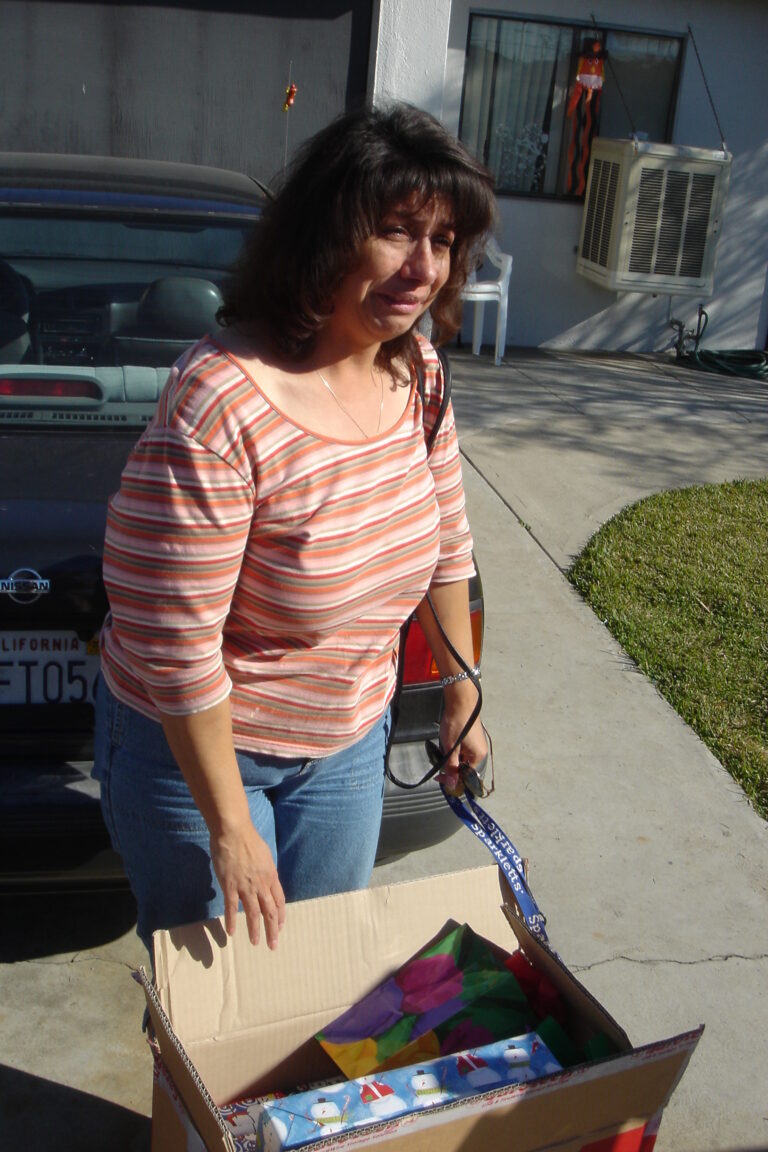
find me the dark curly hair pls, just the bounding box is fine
[217,102,496,372]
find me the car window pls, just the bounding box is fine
[0,214,250,264]
[0,209,256,429]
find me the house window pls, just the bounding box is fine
[459,17,683,197]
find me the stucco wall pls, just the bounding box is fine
[371,0,768,352]
[368,0,452,118]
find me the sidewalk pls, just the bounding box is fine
[1,348,767,1152]
[376,347,768,1151]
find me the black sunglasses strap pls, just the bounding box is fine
[385,591,482,789]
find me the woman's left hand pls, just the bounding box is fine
[437,685,488,795]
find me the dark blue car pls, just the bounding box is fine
[0,152,484,889]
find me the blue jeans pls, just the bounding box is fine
[93,676,389,950]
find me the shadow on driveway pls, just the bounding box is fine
[0,1064,150,1151]
[0,889,138,962]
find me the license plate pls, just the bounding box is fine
[0,631,100,705]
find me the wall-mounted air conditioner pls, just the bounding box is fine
[576,138,731,296]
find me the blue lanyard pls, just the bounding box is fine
[441,787,549,945]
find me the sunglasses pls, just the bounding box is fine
[425,728,495,800]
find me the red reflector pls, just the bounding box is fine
[402,619,439,685]
[0,377,101,399]
[401,607,483,686]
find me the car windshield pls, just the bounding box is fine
[0,207,257,429]
[1,214,250,263]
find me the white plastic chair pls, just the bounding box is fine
[460,238,513,366]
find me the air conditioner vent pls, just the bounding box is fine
[599,162,619,266]
[577,139,731,296]
[680,174,716,277]
[628,169,663,273]
[580,158,620,267]
[579,164,599,261]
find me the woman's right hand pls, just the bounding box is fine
[210,817,286,948]
[159,699,287,949]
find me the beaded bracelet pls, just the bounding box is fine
[440,667,481,687]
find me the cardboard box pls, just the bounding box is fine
[138,866,702,1152]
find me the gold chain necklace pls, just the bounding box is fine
[316,365,384,438]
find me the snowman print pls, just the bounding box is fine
[256,1109,289,1152]
[359,1076,406,1119]
[309,1096,347,1135]
[409,1069,450,1108]
[455,1051,502,1088]
[223,1099,259,1139]
[502,1043,535,1082]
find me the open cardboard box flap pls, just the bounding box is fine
[139,866,703,1152]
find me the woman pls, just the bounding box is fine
[94,102,497,953]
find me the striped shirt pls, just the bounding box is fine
[99,334,474,757]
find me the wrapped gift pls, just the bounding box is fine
[315,923,538,1078]
[220,1032,562,1150]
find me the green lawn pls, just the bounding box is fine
[568,478,768,820]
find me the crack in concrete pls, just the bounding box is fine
[19,953,138,970]
[460,449,565,572]
[572,951,768,972]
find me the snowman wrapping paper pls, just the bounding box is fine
[219,1032,562,1150]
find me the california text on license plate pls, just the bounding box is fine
[0,632,100,705]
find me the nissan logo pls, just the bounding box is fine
[0,568,51,605]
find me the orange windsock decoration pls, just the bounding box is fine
[566,42,606,195]
[566,42,605,117]
[283,83,297,112]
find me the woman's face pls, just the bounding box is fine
[328,194,455,350]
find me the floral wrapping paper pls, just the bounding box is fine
[315,923,536,1078]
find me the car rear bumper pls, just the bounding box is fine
[0,740,469,890]
[378,741,461,862]
[0,757,124,892]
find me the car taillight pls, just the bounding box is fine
[0,377,101,398]
[401,606,483,685]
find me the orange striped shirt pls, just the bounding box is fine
[99,334,474,756]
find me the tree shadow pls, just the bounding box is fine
[446,346,768,566]
[0,1064,149,1152]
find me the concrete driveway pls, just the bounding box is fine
[1,348,767,1152]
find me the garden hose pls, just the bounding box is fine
[672,306,768,381]
[688,348,768,380]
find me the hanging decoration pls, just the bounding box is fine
[283,82,297,112]
[565,41,606,196]
[281,65,297,172]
